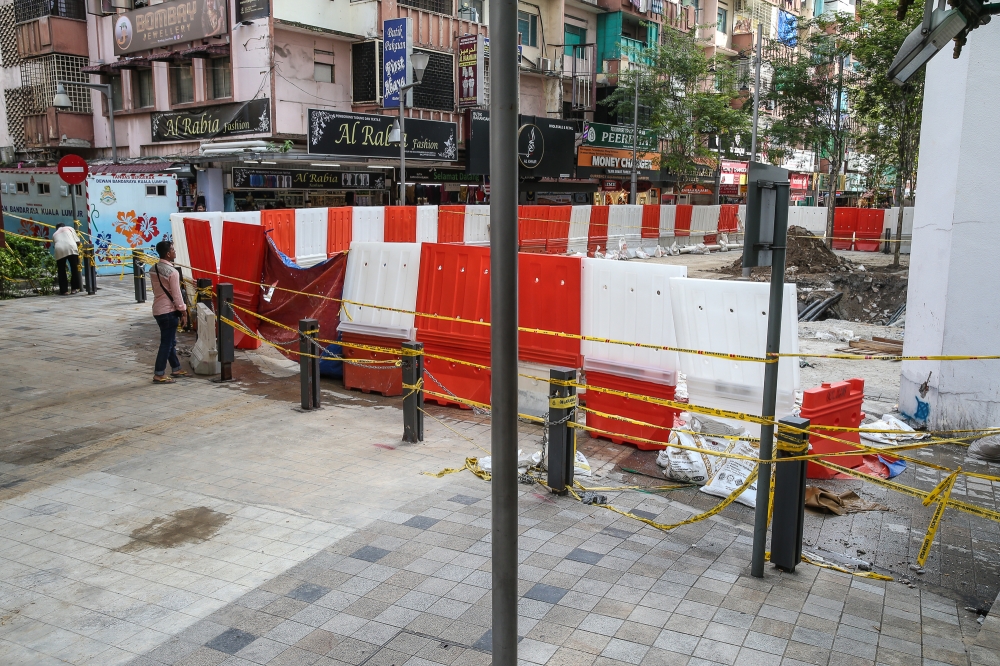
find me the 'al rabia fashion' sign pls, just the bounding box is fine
[151,99,271,142]
[308,109,458,161]
[114,0,228,56]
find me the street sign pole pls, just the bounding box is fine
[490,0,519,659]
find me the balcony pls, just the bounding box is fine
[24,107,94,149]
[15,14,89,58]
[13,0,86,23]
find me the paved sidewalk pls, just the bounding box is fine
[0,284,994,665]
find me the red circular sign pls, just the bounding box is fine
[58,154,89,185]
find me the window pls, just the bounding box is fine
[74,184,83,195]
[457,0,483,22]
[411,49,454,111]
[146,185,167,196]
[397,0,452,14]
[314,50,334,84]
[207,56,232,99]
[170,63,195,105]
[518,11,538,47]
[37,182,50,195]
[717,8,728,32]
[109,75,124,111]
[16,182,28,193]
[564,23,587,56]
[132,68,154,108]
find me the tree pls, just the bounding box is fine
[755,20,855,248]
[602,25,750,188]
[840,0,924,267]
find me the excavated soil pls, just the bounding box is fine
[720,227,908,324]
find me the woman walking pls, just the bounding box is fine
[149,240,189,384]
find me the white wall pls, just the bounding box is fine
[899,21,1000,429]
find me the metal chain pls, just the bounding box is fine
[424,368,491,417]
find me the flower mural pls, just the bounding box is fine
[115,210,160,247]
[18,219,50,247]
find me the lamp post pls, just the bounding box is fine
[53,81,118,164]
[629,62,641,205]
[388,52,430,205]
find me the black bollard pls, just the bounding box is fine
[546,367,577,495]
[771,415,810,572]
[196,278,213,307]
[132,250,146,303]
[216,283,235,382]
[402,341,424,442]
[883,229,892,254]
[299,318,321,410]
[82,243,94,294]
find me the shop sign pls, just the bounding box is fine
[582,121,657,152]
[113,0,228,56]
[151,98,271,142]
[465,111,574,178]
[720,160,747,195]
[235,0,269,22]
[518,123,543,168]
[382,18,412,109]
[576,145,659,179]
[308,109,458,161]
[790,173,811,190]
[680,182,715,195]
[231,167,387,190]
[407,168,482,183]
[458,34,485,108]
[601,180,620,191]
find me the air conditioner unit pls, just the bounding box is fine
[537,57,552,71]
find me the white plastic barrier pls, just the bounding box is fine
[568,206,591,254]
[464,205,490,244]
[340,242,422,339]
[883,207,913,253]
[518,360,553,418]
[352,206,385,243]
[581,259,688,373]
[787,206,827,236]
[659,205,676,246]
[294,207,328,267]
[691,205,720,241]
[670,278,800,435]
[606,204,642,251]
[416,205,438,243]
[168,213,192,282]
[222,211,261,226]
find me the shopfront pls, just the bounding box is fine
[226,167,390,210]
[575,122,661,204]
[407,168,486,205]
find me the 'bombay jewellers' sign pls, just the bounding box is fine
[151,98,271,142]
[114,0,228,56]
[308,109,457,161]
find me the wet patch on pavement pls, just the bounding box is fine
[116,506,231,553]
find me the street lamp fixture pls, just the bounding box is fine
[53,80,119,163]
[390,51,431,205]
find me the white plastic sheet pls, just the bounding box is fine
[340,242,422,339]
[294,208,328,267]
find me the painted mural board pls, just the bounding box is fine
[86,174,178,276]
[1,173,88,247]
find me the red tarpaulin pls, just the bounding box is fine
[257,239,347,368]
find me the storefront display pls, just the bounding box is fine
[227,167,390,210]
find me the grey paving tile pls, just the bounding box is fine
[524,583,568,604]
[205,628,258,655]
[403,516,439,530]
[567,548,605,565]
[288,583,332,604]
[350,546,391,563]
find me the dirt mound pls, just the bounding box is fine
[724,226,845,275]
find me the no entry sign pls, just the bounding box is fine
[57,154,88,185]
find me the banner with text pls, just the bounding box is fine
[151,98,270,142]
[458,34,485,108]
[308,109,457,161]
[382,18,412,109]
[231,168,387,190]
[113,0,228,56]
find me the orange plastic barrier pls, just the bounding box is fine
[518,205,549,253]
[327,207,352,255]
[832,208,858,250]
[384,206,417,243]
[587,205,609,255]
[341,331,406,396]
[220,221,266,350]
[718,204,740,233]
[585,370,678,450]
[519,254,582,367]
[546,205,572,254]
[437,205,465,243]
[674,204,693,237]
[802,378,866,479]
[641,205,660,239]
[183,218,216,286]
[261,209,295,257]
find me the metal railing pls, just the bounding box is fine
[14,0,86,24]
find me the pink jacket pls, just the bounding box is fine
[150,261,187,316]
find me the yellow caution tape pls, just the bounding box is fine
[917,470,958,567]
[549,395,578,409]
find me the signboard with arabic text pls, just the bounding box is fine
[458,34,485,108]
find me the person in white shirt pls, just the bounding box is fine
[51,223,81,295]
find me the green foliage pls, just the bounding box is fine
[0,236,57,299]
[602,25,749,176]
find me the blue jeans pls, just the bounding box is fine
[154,312,181,376]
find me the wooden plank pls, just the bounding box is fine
[848,339,904,353]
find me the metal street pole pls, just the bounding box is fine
[630,63,640,205]
[398,91,407,205]
[490,0,519,658]
[749,22,763,164]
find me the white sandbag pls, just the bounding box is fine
[699,439,759,508]
[190,303,221,375]
[529,449,592,476]
[656,430,728,485]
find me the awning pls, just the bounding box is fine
[180,44,230,59]
[81,63,111,74]
[149,51,182,62]
[108,57,151,70]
